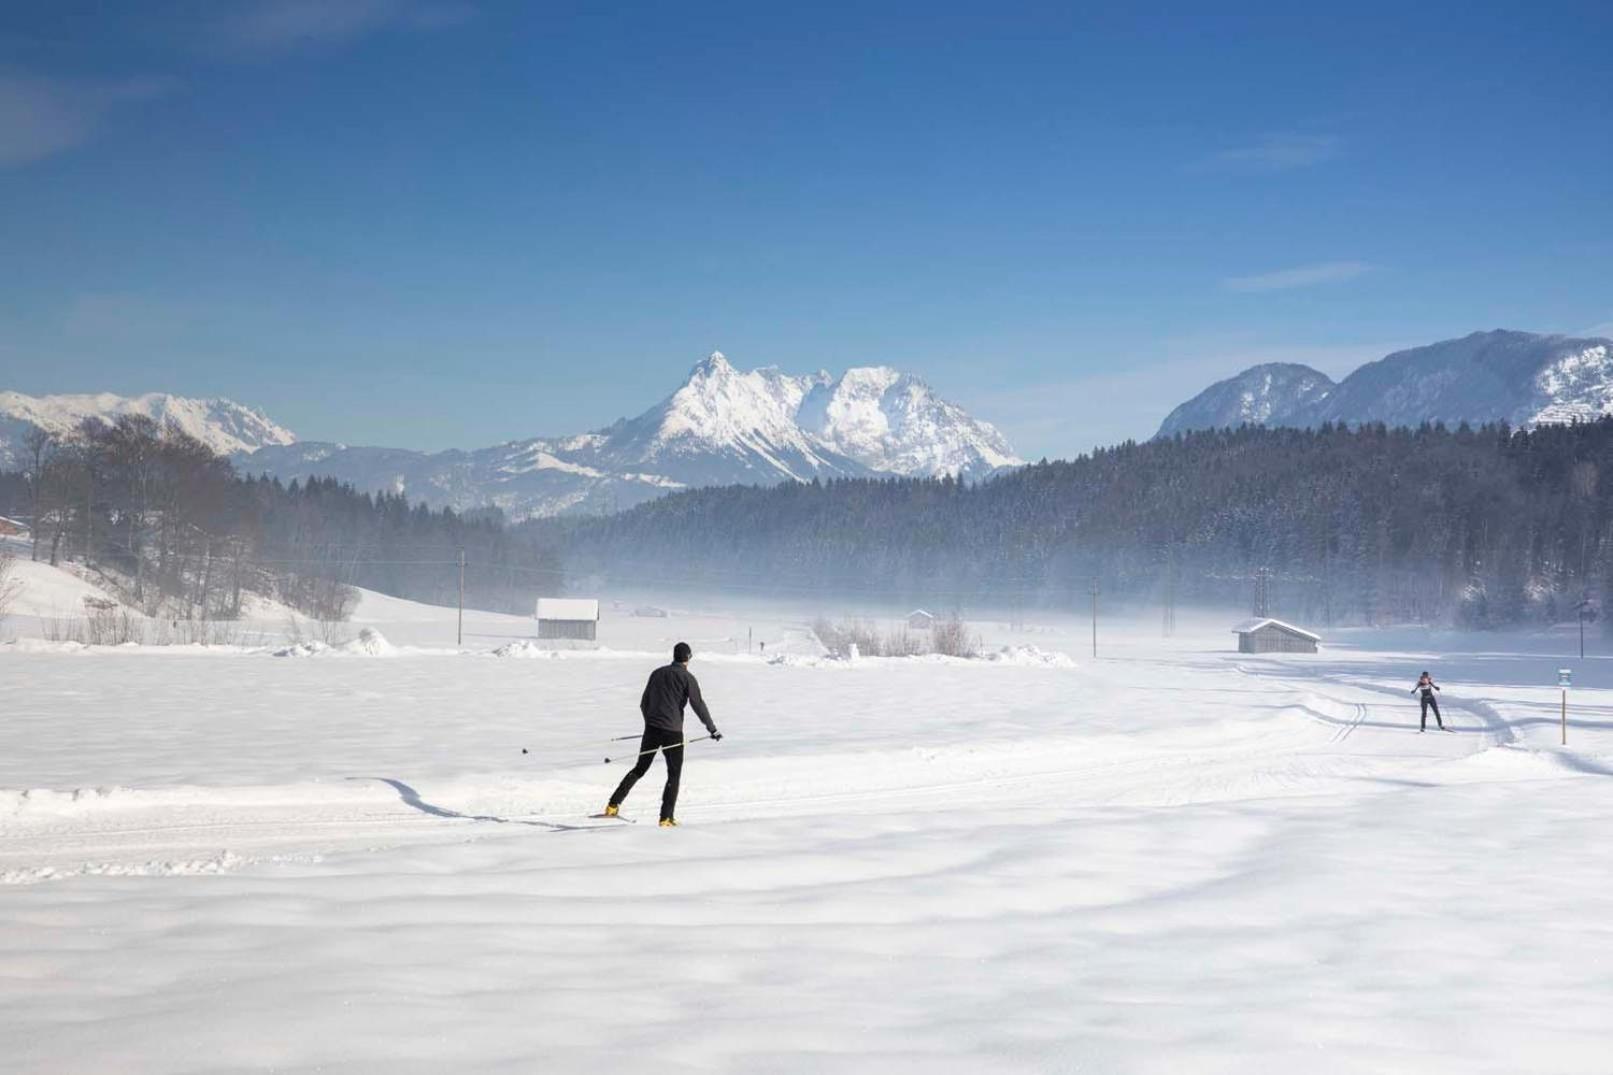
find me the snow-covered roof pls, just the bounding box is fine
[1231,618,1321,642]
[908,609,934,619]
[536,598,599,621]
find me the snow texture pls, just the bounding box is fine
[2,579,1612,1072]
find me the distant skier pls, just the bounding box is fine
[603,642,721,826]
[1412,671,1445,731]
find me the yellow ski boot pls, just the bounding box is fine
[658,817,678,828]
[602,804,619,818]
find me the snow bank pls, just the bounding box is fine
[491,639,563,659]
[272,628,393,657]
[985,644,1076,667]
[768,645,1074,668]
[339,627,394,656]
[3,638,89,654]
[272,640,330,657]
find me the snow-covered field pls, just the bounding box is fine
[3,572,1613,1072]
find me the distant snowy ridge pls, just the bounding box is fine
[238,352,1022,519]
[0,391,295,469]
[1157,330,1613,437]
[1156,364,1335,438]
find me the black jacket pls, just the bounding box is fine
[640,662,717,734]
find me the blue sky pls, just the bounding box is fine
[2,1,1610,458]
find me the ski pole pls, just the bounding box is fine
[522,733,641,756]
[604,735,712,764]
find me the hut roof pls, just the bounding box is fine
[537,598,600,621]
[1231,618,1320,642]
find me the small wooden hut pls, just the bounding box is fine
[536,598,600,641]
[1232,618,1320,654]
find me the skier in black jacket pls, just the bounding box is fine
[604,642,721,826]
[1412,671,1445,731]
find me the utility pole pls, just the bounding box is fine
[1577,596,1592,660]
[457,547,465,648]
[1162,550,1177,638]
[1558,668,1572,745]
[1090,576,1099,659]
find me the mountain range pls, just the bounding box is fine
[1158,329,1613,437]
[12,330,1610,519]
[0,392,294,469]
[0,354,1020,519]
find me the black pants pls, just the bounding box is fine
[609,727,686,820]
[1420,693,1442,729]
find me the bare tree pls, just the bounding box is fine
[0,549,23,629]
[20,426,54,561]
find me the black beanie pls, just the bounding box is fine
[673,642,692,663]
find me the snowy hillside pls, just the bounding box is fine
[1158,330,1613,435]
[239,353,1022,518]
[1156,363,1335,437]
[0,391,295,469]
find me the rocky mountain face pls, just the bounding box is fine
[1157,330,1613,437]
[237,353,1021,518]
[0,391,294,470]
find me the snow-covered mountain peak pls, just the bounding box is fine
[688,350,733,378]
[657,354,816,451]
[799,365,1021,479]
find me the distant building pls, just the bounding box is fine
[1232,618,1320,654]
[908,609,935,631]
[633,605,669,618]
[536,597,600,641]
[0,516,25,537]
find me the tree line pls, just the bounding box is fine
[529,420,1613,630]
[0,416,562,621]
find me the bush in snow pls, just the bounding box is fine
[813,615,977,659]
[813,617,892,659]
[81,597,138,646]
[931,616,980,659]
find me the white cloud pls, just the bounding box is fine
[1223,261,1373,293]
[209,0,475,54]
[1198,134,1341,173]
[0,74,173,168]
